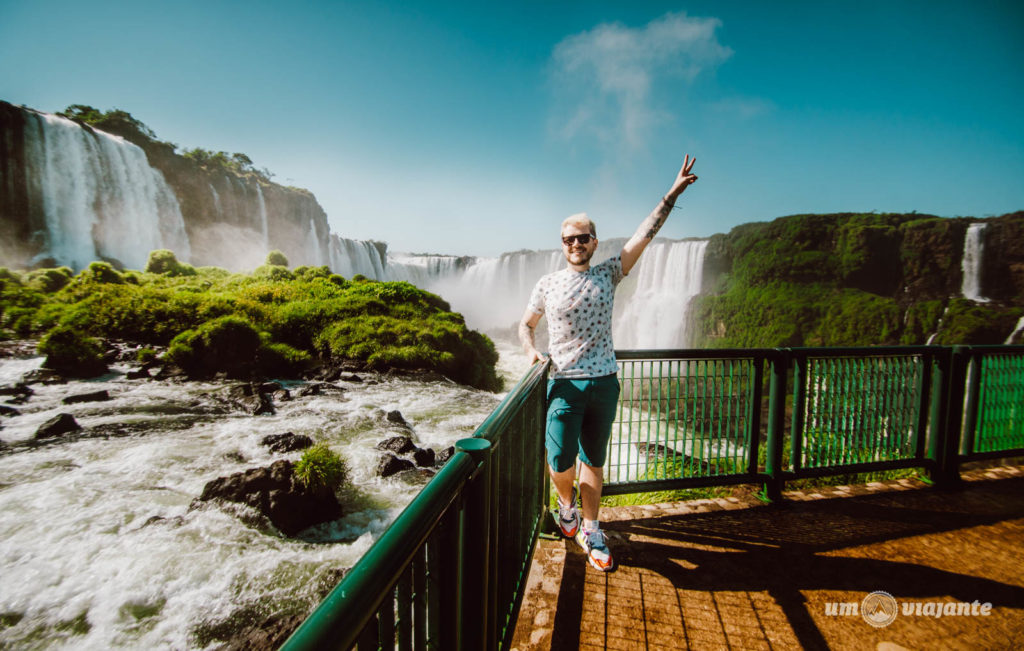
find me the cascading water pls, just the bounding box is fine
[961,222,989,302]
[613,239,708,349]
[388,239,709,349]
[328,234,388,280]
[0,344,528,649]
[20,110,191,270]
[256,185,270,252]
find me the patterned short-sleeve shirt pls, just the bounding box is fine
[527,256,624,379]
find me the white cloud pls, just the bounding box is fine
[550,11,732,152]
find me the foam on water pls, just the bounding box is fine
[0,347,521,649]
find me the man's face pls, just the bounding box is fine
[561,224,597,267]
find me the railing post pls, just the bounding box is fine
[940,346,969,487]
[455,437,494,651]
[960,351,982,456]
[761,350,788,502]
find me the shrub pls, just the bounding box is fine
[265,250,289,267]
[38,325,107,376]
[166,316,263,378]
[136,347,159,364]
[146,249,197,276]
[81,262,125,284]
[294,443,348,496]
[253,264,294,281]
[25,267,72,293]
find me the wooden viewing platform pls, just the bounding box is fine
[510,464,1024,651]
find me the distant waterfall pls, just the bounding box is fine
[256,185,269,252]
[391,240,709,348]
[961,223,989,302]
[20,110,190,270]
[328,234,387,279]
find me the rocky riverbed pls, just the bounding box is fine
[0,339,529,649]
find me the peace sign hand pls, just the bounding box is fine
[669,154,698,198]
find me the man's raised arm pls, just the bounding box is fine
[621,155,698,275]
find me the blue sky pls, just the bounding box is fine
[2,0,1022,256]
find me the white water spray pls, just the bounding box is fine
[22,111,190,270]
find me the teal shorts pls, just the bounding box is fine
[545,374,620,472]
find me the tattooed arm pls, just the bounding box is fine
[621,155,698,275]
[519,307,545,364]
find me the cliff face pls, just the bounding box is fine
[136,137,332,270]
[696,212,1024,347]
[0,101,332,271]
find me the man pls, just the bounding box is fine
[519,155,698,572]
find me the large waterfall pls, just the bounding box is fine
[2,104,708,348]
[386,239,709,349]
[17,110,191,271]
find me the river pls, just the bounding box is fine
[0,341,531,649]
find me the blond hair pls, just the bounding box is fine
[561,213,596,237]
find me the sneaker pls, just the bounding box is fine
[576,526,616,572]
[555,487,580,538]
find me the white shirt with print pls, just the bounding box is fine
[527,256,624,379]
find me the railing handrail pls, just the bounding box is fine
[280,344,1022,650]
[280,359,550,651]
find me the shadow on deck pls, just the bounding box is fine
[511,465,1024,651]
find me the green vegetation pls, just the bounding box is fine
[294,444,349,495]
[57,104,274,183]
[37,325,107,377]
[0,257,502,390]
[694,212,1024,348]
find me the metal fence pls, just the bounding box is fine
[280,360,550,651]
[281,344,1023,651]
[607,345,1024,500]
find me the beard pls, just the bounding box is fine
[565,246,595,266]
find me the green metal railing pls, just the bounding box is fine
[608,345,1024,500]
[280,359,549,651]
[281,344,1022,650]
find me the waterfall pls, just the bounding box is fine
[1007,316,1024,345]
[307,218,324,266]
[613,240,708,349]
[256,184,269,252]
[20,110,190,270]
[961,223,989,302]
[392,240,709,348]
[328,234,388,279]
[209,182,221,217]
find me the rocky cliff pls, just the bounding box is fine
[695,212,1024,347]
[0,101,345,272]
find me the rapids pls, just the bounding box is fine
[0,343,530,649]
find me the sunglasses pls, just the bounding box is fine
[562,233,594,246]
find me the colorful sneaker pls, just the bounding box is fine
[556,487,580,538]
[576,526,616,572]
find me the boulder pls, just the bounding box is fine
[126,368,151,380]
[196,459,342,536]
[386,410,411,429]
[62,390,112,405]
[0,405,20,418]
[377,454,415,478]
[34,413,82,439]
[225,384,275,415]
[413,447,436,468]
[261,432,313,453]
[0,383,33,403]
[376,436,416,455]
[436,446,456,466]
